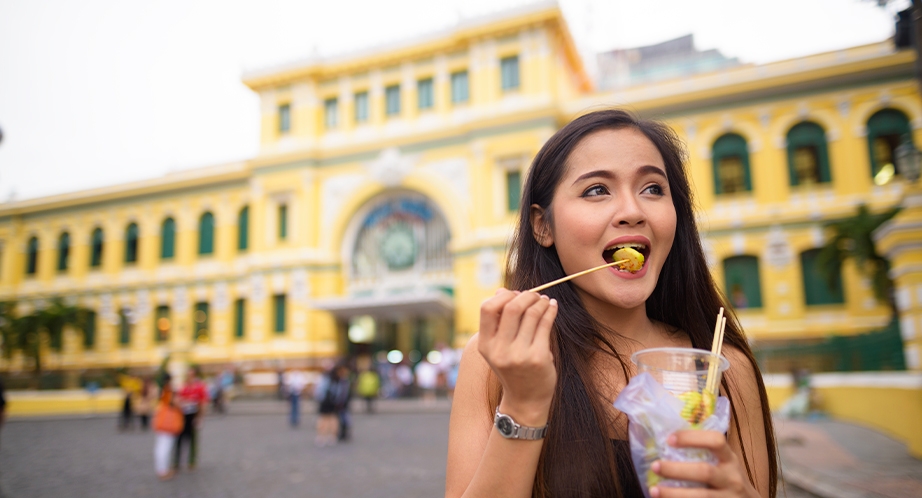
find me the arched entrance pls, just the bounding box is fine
[313,190,454,361]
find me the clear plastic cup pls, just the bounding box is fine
[631,347,729,398]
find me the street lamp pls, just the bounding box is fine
[895,137,922,183]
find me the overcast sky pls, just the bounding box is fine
[0,0,906,201]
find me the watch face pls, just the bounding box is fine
[496,415,515,437]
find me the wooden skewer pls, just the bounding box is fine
[528,259,629,293]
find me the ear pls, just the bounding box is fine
[530,204,554,247]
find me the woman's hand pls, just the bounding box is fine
[648,431,760,498]
[478,289,558,423]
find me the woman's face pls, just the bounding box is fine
[532,127,677,314]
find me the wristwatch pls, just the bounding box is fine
[494,407,548,440]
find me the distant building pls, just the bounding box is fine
[596,34,740,90]
[1,1,920,378]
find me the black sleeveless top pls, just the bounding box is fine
[612,439,647,498]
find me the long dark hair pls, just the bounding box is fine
[495,109,777,497]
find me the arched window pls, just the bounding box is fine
[161,218,176,260]
[867,108,912,183]
[124,223,139,264]
[712,133,752,195]
[786,122,831,186]
[26,236,39,275]
[154,305,170,343]
[723,255,762,309]
[90,228,104,268]
[118,308,131,346]
[57,232,70,272]
[198,212,215,255]
[801,249,844,305]
[237,206,249,252]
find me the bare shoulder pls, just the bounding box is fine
[721,345,760,395]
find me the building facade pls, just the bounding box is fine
[1,1,920,377]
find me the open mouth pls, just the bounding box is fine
[602,242,650,272]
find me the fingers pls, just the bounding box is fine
[648,431,748,496]
[530,298,557,354]
[495,291,542,343]
[510,294,551,347]
[478,289,518,345]
[668,431,736,464]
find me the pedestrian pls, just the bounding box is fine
[285,370,307,427]
[414,359,439,404]
[117,372,140,432]
[356,367,380,414]
[446,109,777,497]
[333,364,353,442]
[0,376,6,450]
[395,361,414,397]
[152,374,183,481]
[173,367,209,471]
[135,377,157,431]
[313,367,339,447]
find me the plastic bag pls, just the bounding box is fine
[613,372,730,497]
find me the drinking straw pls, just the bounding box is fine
[528,259,629,293]
[705,308,727,395]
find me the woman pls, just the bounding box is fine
[446,110,777,497]
[153,374,181,480]
[314,366,341,447]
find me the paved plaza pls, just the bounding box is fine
[0,399,825,498]
[0,402,449,498]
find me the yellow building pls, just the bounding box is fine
[1,1,920,380]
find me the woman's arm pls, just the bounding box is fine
[445,290,558,498]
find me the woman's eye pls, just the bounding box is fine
[582,185,609,197]
[643,184,665,196]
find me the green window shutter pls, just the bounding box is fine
[84,311,96,349]
[786,122,831,186]
[723,256,763,309]
[801,249,845,305]
[451,71,469,103]
[506,170,522,212]
[274,294,286,333]
[712,134,752,195]
[866,108,911,179]
[500,56,520,91]
[57,233,70,272]
[278,204,288,240]
[385,85,401,116]
[161,218,176,260]
[90,228,104,268]
[234,299,245,339]
[324,98,338,129]
[125,223,139,263]
[354,91,369,123]
[198,212,215,255]
[194,302,209,341]
[154,305,170,343]
[237,207,249,251]
[118,309,131,346]
[278,103,291,133]
[26,237,39,275]
[417,78,434,109]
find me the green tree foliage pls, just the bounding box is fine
[817,204,900,313]
[0,299,92,377]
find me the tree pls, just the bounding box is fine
[816,204,901,315]
[0,299,92,380]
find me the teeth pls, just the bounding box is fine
[604,242,647,252]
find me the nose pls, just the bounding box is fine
[613,193,645,227]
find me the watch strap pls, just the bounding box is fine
[494,407,548,440]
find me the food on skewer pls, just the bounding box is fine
[613,246,645,273]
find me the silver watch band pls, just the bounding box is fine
[494,407,548,440]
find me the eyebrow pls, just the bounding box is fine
[570,165,668,186]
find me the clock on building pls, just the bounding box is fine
[380,223,417,270]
